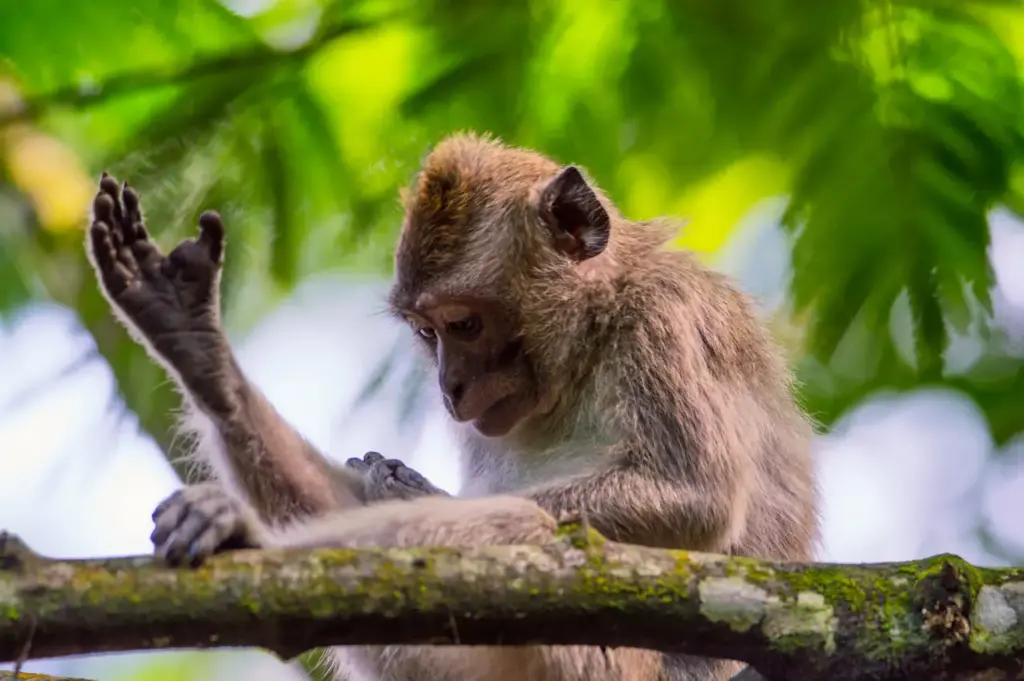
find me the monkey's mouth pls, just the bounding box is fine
[471,393,525,437]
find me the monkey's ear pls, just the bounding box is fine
[537,166,610,261]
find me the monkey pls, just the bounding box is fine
[86,133,819,681]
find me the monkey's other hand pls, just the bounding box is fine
[87,173,227,366]
[345,451,450,502]
[151,483,261,568]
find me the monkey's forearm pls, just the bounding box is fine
[89,177,362,527]
[268,495,558,550]
[171,336,362,525]
[524,465,740,550]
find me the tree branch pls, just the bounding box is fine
[0,19,375,127]
[0,529,1021,680]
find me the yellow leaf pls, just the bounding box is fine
[975,4,1024,69]
[1,79,93,233]
[3,125,94,232]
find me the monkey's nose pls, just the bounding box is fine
[442,379,466,410]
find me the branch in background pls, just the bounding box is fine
[0,350,98,415]
[1,529,1022,681]
[0,19,377,127]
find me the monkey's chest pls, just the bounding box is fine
[459,444,602,497]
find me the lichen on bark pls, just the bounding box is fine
[1,531,1023,680]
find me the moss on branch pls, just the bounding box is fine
[0,531,1022,680]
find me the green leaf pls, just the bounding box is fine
[781,8,1019,379]
[0,0,258,98]
[0,197,33,315]
[262,92,296,287]
[5,0,1024,455]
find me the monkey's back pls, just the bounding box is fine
[618,241,820,563]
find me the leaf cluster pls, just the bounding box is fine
[1,0,1023,454]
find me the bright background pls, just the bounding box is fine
[2,1,1024,679]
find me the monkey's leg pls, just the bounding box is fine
[87,175,360,524]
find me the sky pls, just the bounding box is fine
[1,202,1023,679]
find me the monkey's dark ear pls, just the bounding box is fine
[537,166,610,261]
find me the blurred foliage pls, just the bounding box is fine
[2,0,1024,470]
[3,2,1024,679]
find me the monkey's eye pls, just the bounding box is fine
[417,327,437,340]
[446,314,483,339]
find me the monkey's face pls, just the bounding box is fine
[397,293,539,438]
[389,135,617,436]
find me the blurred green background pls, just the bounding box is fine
[2,0,1024,679]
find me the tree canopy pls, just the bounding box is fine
[2,2,1024,676]
[5,1,1023,458]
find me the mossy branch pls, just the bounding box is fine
[1,530,1023,680]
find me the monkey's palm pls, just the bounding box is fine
[88,174,226,368]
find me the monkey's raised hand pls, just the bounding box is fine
[87,173,227,374]
[151,483,262,567]
[345,451,449,502]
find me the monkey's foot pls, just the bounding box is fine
[150,483,260,567]
[345,451,449,501]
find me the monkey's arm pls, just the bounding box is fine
[87,175,362,523]
[524,357,753,551]
[523,461,741,550]
[272,495,556,549]
[183,356,361,522]
[152,484,556,565]
[88,176,445,525]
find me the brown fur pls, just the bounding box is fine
[345,134,819,680]
[87,134,819,681]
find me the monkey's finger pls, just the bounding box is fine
[156,531,193,567]
[113,238,145,282]
[392,463,429,487]
[115,182,139,246]
[345,457,370,472]
[151,489,183,522]
[187,511,242,567]
[150,495,190,547]
[89,222,134,297]
[198,211,225,266]
[150,517,177,550]
[396,464,448,496]
[392,462,445,495]
[381,458,408,473]
[88,223,117,273]
[363,451,385,465]
[132,240,165,282]
[120,185,166,281]
[121,184,151,243]
[92,191,116,228]
[98,172,126,231]
[163,506,216,566]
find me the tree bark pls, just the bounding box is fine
[0,528,1021,681]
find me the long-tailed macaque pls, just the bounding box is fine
[86,133,819,681]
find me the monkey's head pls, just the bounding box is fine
[388,133,616,438]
